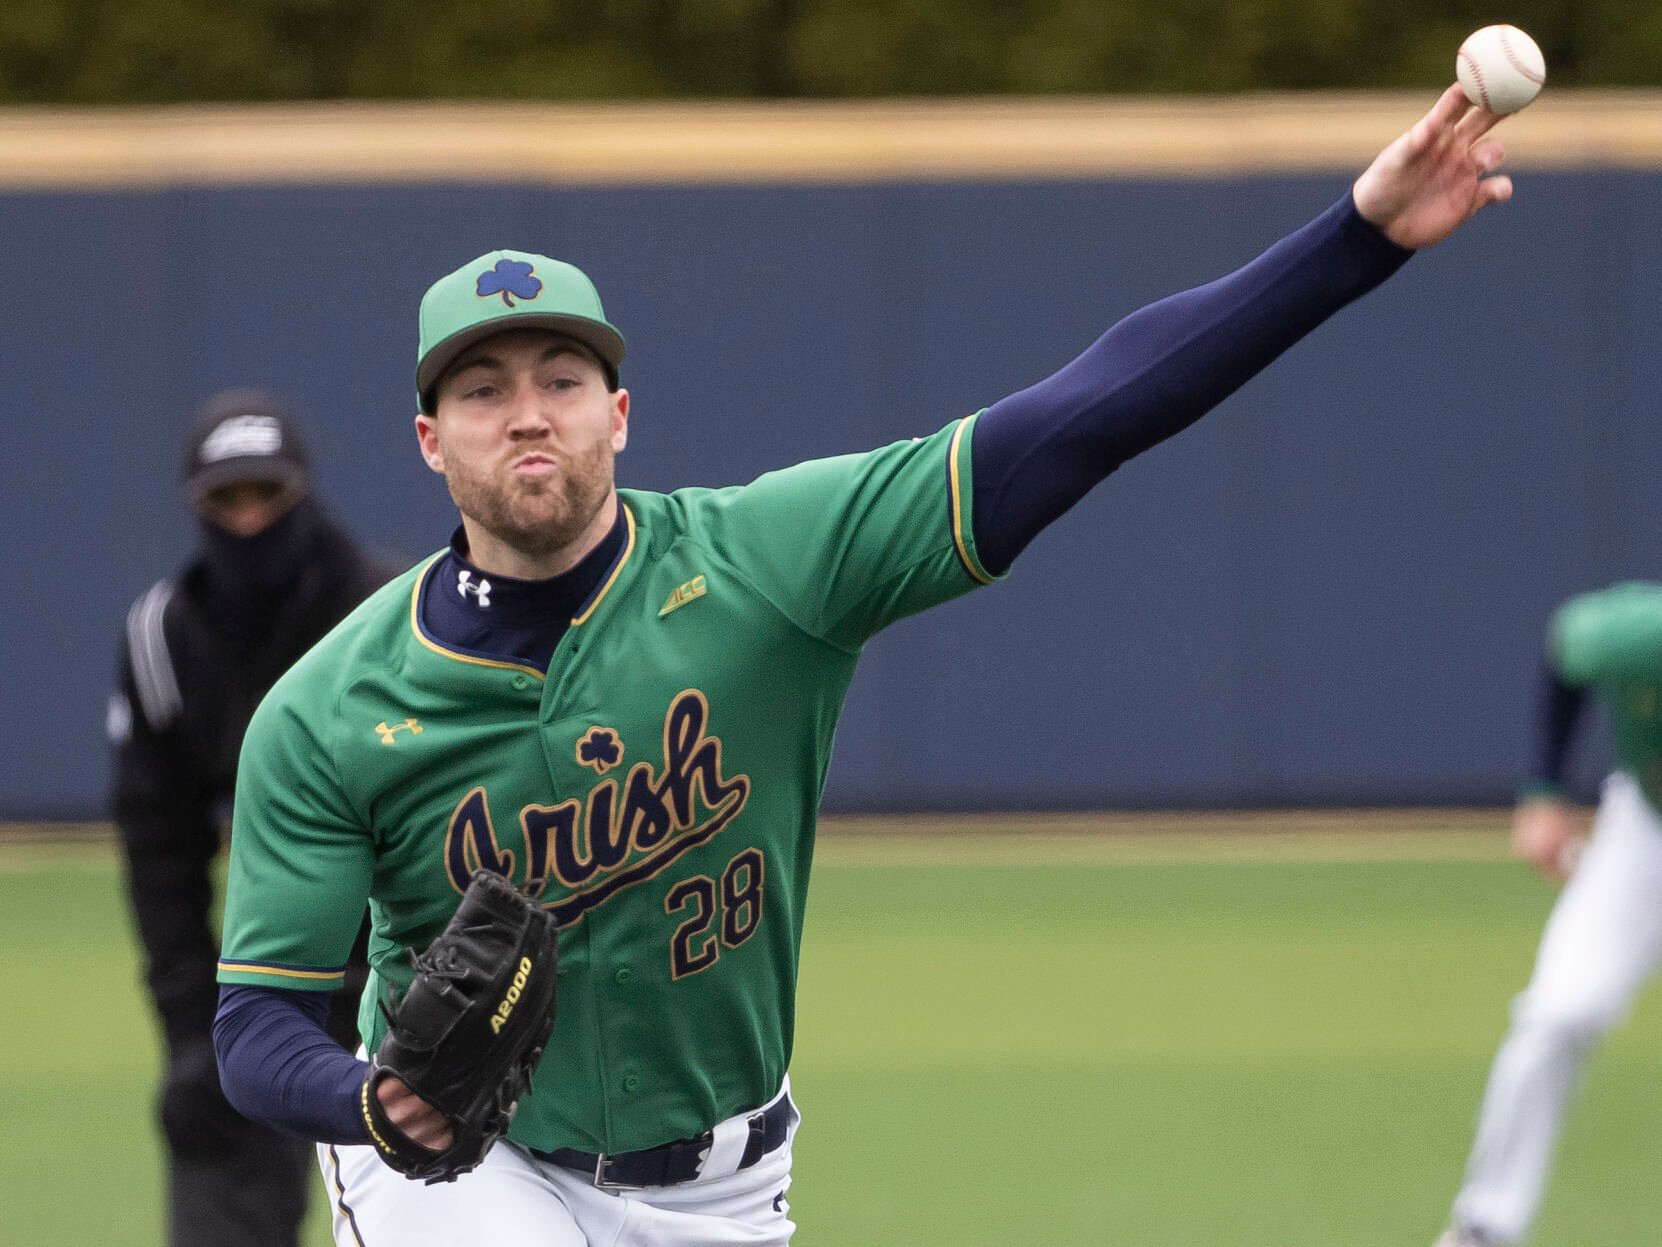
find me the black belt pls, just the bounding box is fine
[536,1092,794,1190]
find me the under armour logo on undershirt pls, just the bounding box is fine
[457,570,492,608]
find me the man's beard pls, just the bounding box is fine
[444,441,614,561]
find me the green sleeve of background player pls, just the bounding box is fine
[682,413,1003,652]
[217,670,374,991]
[1551,582,1662,687]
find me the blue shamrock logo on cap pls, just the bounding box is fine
[476,258,543,308]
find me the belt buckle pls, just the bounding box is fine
[593,1153,646,1192]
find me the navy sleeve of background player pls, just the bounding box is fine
[970,192,1413,574]
[214,984,370,1144]
[1521,660,1590,801]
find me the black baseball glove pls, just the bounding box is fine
[360,870,559,1183]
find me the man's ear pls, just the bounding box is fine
[415,412,445,473]
[611,389,630,454]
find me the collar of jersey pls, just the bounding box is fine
[440,514,625,628]
[407,504,637,678]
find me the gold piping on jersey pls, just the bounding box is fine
[948,416,997,586]
[571,504,637,627]
[407,554,548,680]
[216,959,347,984]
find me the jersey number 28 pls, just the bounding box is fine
[664,849,764,980]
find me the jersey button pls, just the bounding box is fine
[511,675,530,690]
[622,1074,641,1093]
[613,966,633,984]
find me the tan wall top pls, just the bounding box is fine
[2,91,1659,190]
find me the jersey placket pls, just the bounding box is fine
[535,548,638,1149]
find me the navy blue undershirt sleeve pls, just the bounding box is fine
[970,192,1413,575]
[1521,660,1589,801]
[214,983,370,1144]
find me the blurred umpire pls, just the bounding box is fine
[107,390,395,1247]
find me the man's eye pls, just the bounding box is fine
[549,377,580,391]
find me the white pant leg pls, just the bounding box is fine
[318,1080,799,1247]
[1452,772,1662,1243]
[318,1137,588,1247]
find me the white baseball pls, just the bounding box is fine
[1456,25,1546,115]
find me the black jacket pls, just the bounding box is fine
[110,500,397,1056]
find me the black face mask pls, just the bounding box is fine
[195,494,323,645]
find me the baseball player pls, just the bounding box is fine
[1435,582,1662,1247]
[110,391,393,1247]
[212,87,1514,1245]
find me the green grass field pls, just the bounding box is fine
[4,820,1659,1245]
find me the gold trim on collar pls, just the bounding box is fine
[573,504,637,627]
[407,554,548,680]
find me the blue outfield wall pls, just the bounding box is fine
[2,171,1649,817]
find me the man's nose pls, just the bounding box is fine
[504,383,552,434]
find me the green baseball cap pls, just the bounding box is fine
[416,250,626,412]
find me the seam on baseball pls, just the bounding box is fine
[1498,31,1545,85]
[1458,50,1492,112]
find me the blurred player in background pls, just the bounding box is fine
[1435,582,1662,1247]
[108,390,395,1247]
[207,87,1518,1245]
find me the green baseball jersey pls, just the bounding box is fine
[218,415,998,1154]
[1553,581,1662,808]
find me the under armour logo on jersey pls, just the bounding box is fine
[658,575,707,617]
[476,258,542,308]
[457,570,493,608]
[200,414,283,463]
[375,718,423,744]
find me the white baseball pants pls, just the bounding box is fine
[319,1082,798,1246]
[1450,771,1662,1243]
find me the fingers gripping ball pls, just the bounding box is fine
[1457,25,1545,116]
[362,870,559,1183]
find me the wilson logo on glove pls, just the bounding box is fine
[492,957,534,1035]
